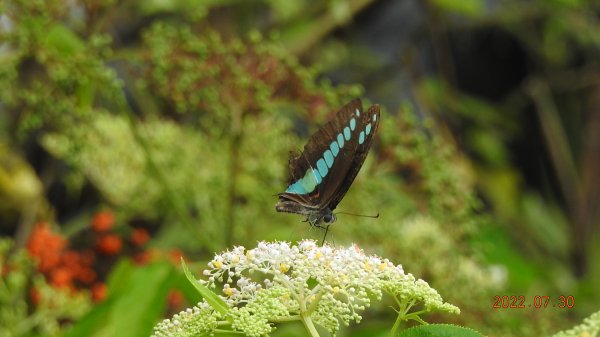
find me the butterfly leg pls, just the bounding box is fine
[320,224,330,246]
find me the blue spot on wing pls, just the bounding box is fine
[365,123,372,135]
[337,134,345,148]
[301,169,318,192]
[350,118,356,131]
[285,168,321,194]
[324,150,334,167]
[286,180,306,194]
[317,158,328,177]
[330,141,339,156]
[344,127,351,141]
[313,169,322,184]
[359,130,365,144]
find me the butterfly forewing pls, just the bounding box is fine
[326,104,380,209]
[277,99,380,215]
[284,100,362,206]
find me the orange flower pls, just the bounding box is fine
[27,222,66,273]
[168,249,186,265]
[133,251,152,265]
[58,250,97,284]
[130,228,150,247]
[167,290,184,309]
[25,221,110,298]
[96,234,123,255]
[61,251,79,268]
[50,267,74,289]
[134,248,163,265]
[91,211,115,232]
[91,282,108,302]
[74,262,95,283]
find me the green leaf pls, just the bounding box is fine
[63,260,175,337]
[181,258,230,318]
[397,324,486,337]
[44,24,85,56]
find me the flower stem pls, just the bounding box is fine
[389,312,403,337]
[301,314,321,337]
[389,297,416,336]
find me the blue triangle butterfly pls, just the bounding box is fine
[276,99,380,234]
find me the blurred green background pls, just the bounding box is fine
[1,0,599,336]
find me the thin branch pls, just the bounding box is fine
[525,78,583,211]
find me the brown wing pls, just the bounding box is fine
[326,104,380,209]
[279,99,380,211]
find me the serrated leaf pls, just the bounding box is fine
[397,324,486,337]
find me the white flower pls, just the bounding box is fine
[152,240,459,337]
[550,310,600,337]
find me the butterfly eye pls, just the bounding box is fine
[323,214,335,224]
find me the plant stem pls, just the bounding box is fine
[389,297,418,336]
[389,311,404,337]
[300,314,321,337]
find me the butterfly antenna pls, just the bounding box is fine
[335,211,380,219]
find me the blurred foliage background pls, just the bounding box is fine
[0,0,599,336]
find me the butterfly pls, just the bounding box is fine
[276,99,380,236]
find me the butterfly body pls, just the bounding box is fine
[276,99,380,229]
[275,196,336,227]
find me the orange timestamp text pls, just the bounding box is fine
[492,295,574,309]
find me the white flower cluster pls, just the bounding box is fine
[152,240,459,337]
[550,310,600,337]
[153,302,220,337]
